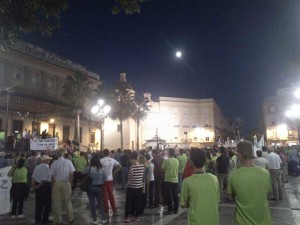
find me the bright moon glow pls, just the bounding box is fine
[176,51,182,58]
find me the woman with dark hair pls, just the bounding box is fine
[9,158,28,219]
[82,154,108,224]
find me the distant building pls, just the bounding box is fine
[142,97,232,148]
[228,117,245,140]
[0,42,232,150]
[262,88,299,146]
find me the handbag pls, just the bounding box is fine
[79,166,93,192]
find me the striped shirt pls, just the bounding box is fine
[128,163,144,189]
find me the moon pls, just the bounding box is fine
[176,51,182,58]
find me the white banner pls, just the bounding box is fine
[30,138,58,151]
[0,166,12,215]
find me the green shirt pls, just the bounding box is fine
[180,173,220,225]
[73,156,88,172]
[177,154,187,173]
[162,157,179,183]
[12,167,28,183]
[0,131,5,141]
[228,166,272,225]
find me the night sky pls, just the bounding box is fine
[24,0,300,134]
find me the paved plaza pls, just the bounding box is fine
[1,176,300,225]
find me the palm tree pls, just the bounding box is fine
[62,72,93,145]
[132,93,150,150]
[110,72,136,150]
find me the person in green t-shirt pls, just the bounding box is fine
[72,151,88,190]
[180,148,220,225]
[177,149,187,193]
[9,158,28,218]
[162,148,179,215]
[228,140,272,225]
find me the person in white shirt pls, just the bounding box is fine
[100,149,122,215]
[254,150,269,169]
[50,150,75,225]
[267,147,283,201]
[32,155,52,225]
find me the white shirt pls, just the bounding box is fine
[50,157,75,181]
[100,157,120,181]
[32,163,51,182]
[253,157,268,169]
[267,152,282,170]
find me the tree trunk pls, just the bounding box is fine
[136,118,140,150]
[120,119,123,150]
[75,109,81,144]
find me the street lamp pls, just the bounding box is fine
[91,99,111,150]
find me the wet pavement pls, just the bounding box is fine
[1,176,300,225]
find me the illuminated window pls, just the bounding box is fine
[90,132,95,144]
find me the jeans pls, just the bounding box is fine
[178,173,183,193]
[154,176,163,206]
[52,181,74,224]
[217,173,228,197]
[125,187,142,218]
[35,182,51,223]
[164,182,178,213]
[290,161,299,176]
[121,167,128,188]
[103,181,117,213]
[270,169,283,200]
[86,186,107,221]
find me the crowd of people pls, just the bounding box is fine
[0,141,299,225]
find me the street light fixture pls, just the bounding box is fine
[91,99,111,150]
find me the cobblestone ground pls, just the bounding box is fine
[1,177,299,225]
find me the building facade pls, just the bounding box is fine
[262,88,300,146]
[140,97,232,149]
[0,43,232,151]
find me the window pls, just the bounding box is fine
[47,78,53,88]
[204,120,209,127]
[192,121,198,128]
[174,137,178,139]
[182,120,189,128]
[184,131,188,135]
[206,137,209,141]
[271,121,276,125]
[117,124,121,132]
[183,108,188,115]
[90,132,95,144]
[14,72,20,80]
[173,108,178,114]
[31,74,38,84]
[63,125,70,141]
[191,108,197,115]
[193,137,198,140]
[269,106,276,113]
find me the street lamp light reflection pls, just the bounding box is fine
[295,89,300,99]
[91,99,111,150]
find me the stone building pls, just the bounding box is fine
[0,42,232,151]
[262,88,300,146]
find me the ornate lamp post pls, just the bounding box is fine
[91,99,111,150]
